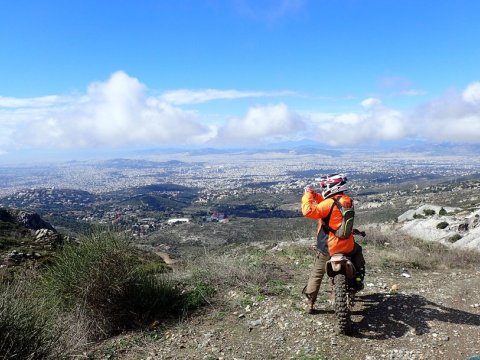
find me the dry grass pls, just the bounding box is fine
[173,247,293,310]
[364,227,480,270]
[0,279,79,360]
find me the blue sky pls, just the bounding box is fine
[1,0,480,160]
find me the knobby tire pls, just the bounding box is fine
[334,273,351,335]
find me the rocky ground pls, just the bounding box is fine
[92,239,480,360]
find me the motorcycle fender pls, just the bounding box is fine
[345,261,355,279]
[331,262,342,272]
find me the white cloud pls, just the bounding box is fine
[411,82,480,143]
[318,81,480,145]
[2,73,480,154]
[160,89,296,105]
[400,89,426,97]
[0,95,69,108]
[462,82,480,105]
[215,103,306,143]
[313,103,409,146]
[360,97,382,109]
[3,71,212,149]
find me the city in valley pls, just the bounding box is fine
[1,148,479,245]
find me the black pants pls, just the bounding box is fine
[348,243,366,279]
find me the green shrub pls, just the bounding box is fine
[423,209,436,216]
[0,281,61,360]
[413,213,425,219]
[182,281,216,310]
[439,207,447,216]
[448,234,462,243]
[436,221,449,229]
[42,232,181,339]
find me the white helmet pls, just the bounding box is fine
[316,173,348,198]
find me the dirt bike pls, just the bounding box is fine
[326,229,365,335]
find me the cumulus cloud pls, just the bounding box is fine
[360,97,382,109]
[160,89,296,105]
[215,103,306,143]
[462,82,480,105]
[311,81,480,145]
[2,73,480,153]
[410,82,480,143]
[313,99,410,145]
[2,71,212,149]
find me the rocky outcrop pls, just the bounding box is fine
[1,208,61,268]
[397,205,480,251]
[0,208,56,231]
[34,228,62,248]
[16,211,56,231]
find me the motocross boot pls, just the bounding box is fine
[355,268,365,291]
[302,285,316,314]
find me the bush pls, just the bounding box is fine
[448,234,462,243]
[436,221,449,229]
[42,232,181,339]
[439,207,447,216]
[423,209,436,216]
[182,281,217,310]
[0,281,61,360]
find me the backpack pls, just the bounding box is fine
[322,197,355,239]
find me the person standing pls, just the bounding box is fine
[301,173,365,314]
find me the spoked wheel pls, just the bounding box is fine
[334,273,351,335]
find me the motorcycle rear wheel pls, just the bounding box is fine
[334,273,351,334]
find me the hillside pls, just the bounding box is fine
[396,204,480,251]
[2,177,480,359]
[85,228,480,360]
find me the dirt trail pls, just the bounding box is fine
[121,265,480,360]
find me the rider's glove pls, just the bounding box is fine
[304,184,315,193]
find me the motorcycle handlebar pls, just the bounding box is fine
[353,229,366,237]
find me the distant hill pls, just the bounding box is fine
[114,140,480,158]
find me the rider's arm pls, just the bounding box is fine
[301,192,331,219]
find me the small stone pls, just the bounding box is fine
[248,319,262,328]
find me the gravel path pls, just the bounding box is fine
[123,267,480,360]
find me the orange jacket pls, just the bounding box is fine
[301,192,355,256]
